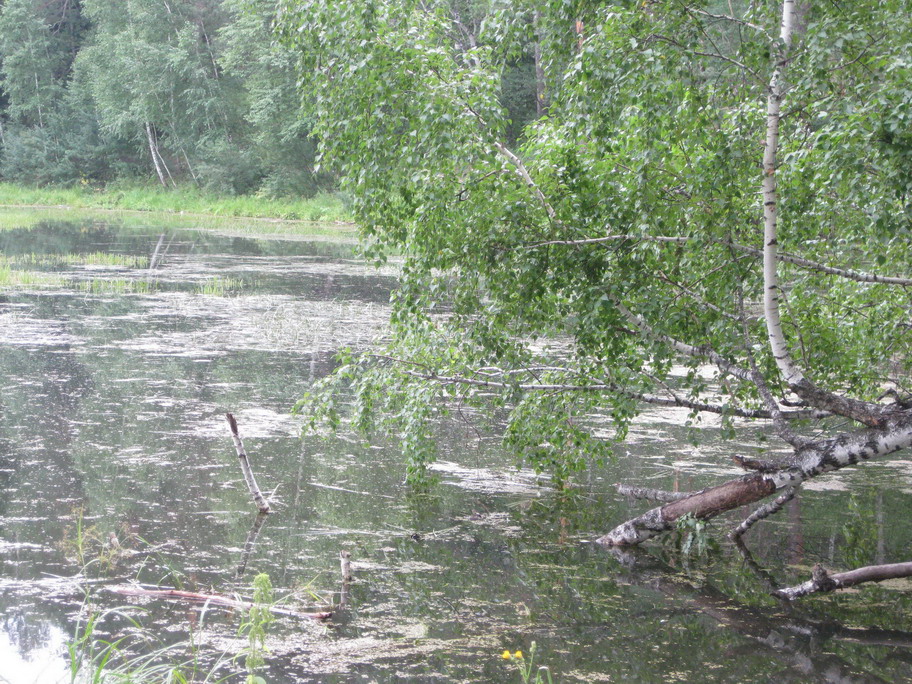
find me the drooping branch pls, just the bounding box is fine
[735,278,809,449]
[426,62,559,223]
[649,33,763,83]
[612,299,754,382]
[394,367,792,420]
[376,355,815,421]
[773,562,912,601]
[681,5,774,39]
[516,235,912,288]
[493,141,558,222]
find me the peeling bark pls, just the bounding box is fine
[599,413,912,546]
[615,483,690,502]
[774,562,912,601]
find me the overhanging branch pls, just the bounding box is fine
[516,234,912,288]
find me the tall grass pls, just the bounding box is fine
[0,182,350,223]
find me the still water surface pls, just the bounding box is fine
[0,216,910,682]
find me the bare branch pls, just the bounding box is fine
[681,5,774,39]
[773,562,912,601]
[730,485,798,539]
[612,299,755,382]
[649,33,764,83]
[731,454,793,473]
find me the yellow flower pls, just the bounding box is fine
[501,650,512,660]
[514,650,523,659]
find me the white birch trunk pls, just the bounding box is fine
[145,122,169,188]
[762,0,804,387]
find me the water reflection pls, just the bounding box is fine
[0,216,909,682]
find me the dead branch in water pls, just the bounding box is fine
[226,413,271,513]
[774,562,912,601]
[106,584,332,620]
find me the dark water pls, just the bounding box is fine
[0,216,910,683]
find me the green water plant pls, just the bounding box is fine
[0,263,65,288]
[237,573,275,684]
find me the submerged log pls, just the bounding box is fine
[106,584,332,620]
[774,562,912,601]
[226,413,271,514]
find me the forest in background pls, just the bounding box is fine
[0,0,539,198]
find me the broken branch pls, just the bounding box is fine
[773,562,912,601]
[226,413,271,514]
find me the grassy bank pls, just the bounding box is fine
[0,182,350,222]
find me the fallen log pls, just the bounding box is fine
[773,562,912,601]
[106,584,332,620]
[599,412,912,546]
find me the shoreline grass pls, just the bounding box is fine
[0,182,351,223]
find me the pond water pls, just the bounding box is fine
[0,215,911,683]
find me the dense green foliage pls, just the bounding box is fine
[0,0,327,195]
[0,0,541,196]
[281,1,912,483]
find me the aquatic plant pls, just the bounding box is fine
[196,277,247,296]
[58,508,127,575]
[237,573,275,684]
[74,278,157,294]
[0,262,66,288]
[6,252,150,269]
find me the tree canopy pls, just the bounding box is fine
[0,0,329,195]
[279,0,912,542]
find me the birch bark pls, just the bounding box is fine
[226,413,271,514]
[145,122,169,187]
[762,0,802,387]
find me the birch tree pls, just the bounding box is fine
[279,0,912,556]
